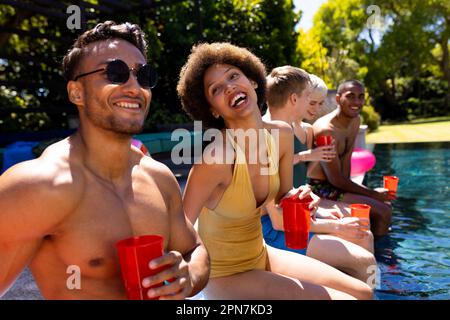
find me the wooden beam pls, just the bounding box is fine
[0,0,96,19]
[0,0,67,19]
[79,0,114,13]
[31,0,68,11]
[99,0,133,11]
[32,0,114,14]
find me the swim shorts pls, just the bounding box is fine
[261,214,314,255]
[308,178,345,201]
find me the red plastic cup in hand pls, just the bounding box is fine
[115,235,166,300]
[281,195,312,249]
[350,204,371,229]
[383,176,399,199]
[316,135,333,147]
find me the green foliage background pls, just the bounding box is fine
[0,0,448,134]
[298,0,449,125]
[0,0,299,133]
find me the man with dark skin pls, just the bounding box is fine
[308,80,392,237]
[0,21,209,299]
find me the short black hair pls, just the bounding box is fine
[62,21,147,81]
[337,79,365,95]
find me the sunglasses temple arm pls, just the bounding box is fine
[73,68,105,81]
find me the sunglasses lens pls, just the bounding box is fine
[137,65,158,89]
[106,60,130,84]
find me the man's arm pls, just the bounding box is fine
[142,163,210,299]
[265,122,320,230]
[168,171,210,297]
[340,122,358,178]
[270,121,295,204]
[316,125,388,202]
[263,122,295,231]
[0,160,74,296]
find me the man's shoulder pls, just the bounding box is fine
[139,155,173,175]
[263,119,293,139]
[0,155,83,230]
[1,139,84,201]
[138,156,181,190]
[263,119,291,130]
[312,115,334,134]
[1,157,69,188]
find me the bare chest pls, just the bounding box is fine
[34,175,170,280]
[334,129,353,158]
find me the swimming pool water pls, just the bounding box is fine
[365,142,450,300]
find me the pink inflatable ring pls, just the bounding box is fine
[132,138,150,156]
[351,148,376,177]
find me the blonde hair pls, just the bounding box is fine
[308,73,327,97]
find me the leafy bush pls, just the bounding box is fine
[361,104,381,132]
[143,100,190,132]
[0,86,53,133]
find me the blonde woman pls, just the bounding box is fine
[263,67,376,283]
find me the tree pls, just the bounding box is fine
[362,0,449,119]
[297,0,449,120]
[297,0,368,88]
[0,0,300,134]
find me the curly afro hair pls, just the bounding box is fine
[177,42,267,129]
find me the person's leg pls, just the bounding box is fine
[317,198,351,217]
[342,193,392,237]
[345,229,374,253]
[316,198,374,252]
[266,245,373,300]
[306,234,377,283]
[204,269,355,300]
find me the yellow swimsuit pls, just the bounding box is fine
[198,129,280,278]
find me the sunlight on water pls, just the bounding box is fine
[366,142,450,300]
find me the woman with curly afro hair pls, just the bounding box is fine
[177,42,373,300]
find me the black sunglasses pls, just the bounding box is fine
[73,59,158,89]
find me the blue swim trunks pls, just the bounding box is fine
[261,214,314,255]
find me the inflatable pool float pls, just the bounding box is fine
[351,148,376,177]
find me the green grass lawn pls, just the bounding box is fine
[366,119,450,144]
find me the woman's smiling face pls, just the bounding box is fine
[303,90,326,121]
[203,63,258,121]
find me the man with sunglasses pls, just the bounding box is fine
[0,21,209,299]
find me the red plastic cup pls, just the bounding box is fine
[350,204,371,219]
[350,204,371,229]
[115,235,166,300]
[281,195,312,249]
[383,176,399,193]
[316,135,333,146]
